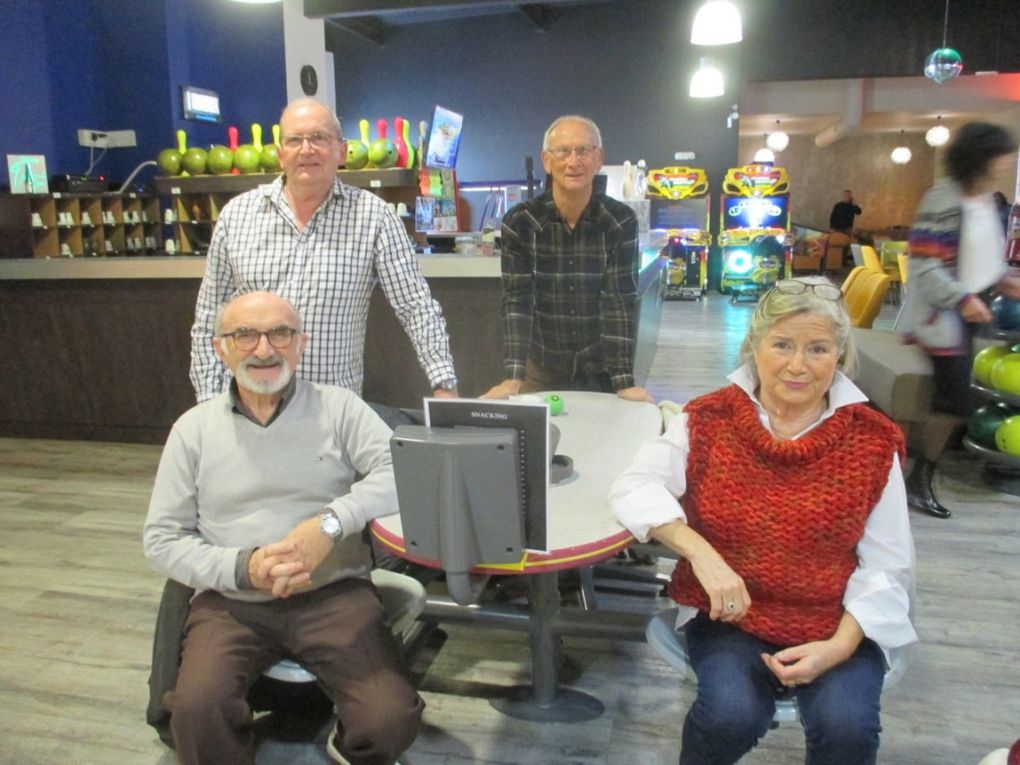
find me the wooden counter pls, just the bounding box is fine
[0,254,664,443]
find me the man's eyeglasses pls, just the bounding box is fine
[546,144,599,161]
[770,279,843,301]
[281,132,337,150]
[220,327,300,351]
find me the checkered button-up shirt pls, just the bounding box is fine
[500,191,639,390]
[190,176,455,400]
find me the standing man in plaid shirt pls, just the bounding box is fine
[190,98,459,403]
[483,115,654,403]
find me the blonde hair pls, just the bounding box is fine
[737,275,856,382]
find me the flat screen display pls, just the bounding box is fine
[181,86,221,123]
[721,195,789,230]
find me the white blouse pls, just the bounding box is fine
[609,367,918,656]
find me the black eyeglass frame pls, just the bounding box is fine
[219,326,300,351]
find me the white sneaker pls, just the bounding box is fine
[326,730,351,764]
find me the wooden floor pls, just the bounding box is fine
[1,295,1018,765]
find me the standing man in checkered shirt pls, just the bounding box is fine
[483,115,653,403]
[190,98,459,403]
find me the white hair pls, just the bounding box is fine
[542,115,603,150]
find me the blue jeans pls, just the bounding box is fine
[678,613,885,765]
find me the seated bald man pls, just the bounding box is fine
[143,291,422,765]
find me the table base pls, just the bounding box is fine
[490,686,604,723]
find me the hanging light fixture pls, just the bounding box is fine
[766,120,789,152]
[925,116,951,147]
[752,134,775,164]
[691,1,743,46]
[689,58,724,98]
[891,131,912,164]
[924,0,963,83]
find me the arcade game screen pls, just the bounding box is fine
[722,195,789,231]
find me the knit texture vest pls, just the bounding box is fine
[668,385,904,646]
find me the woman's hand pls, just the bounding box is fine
[688,547,752,622]
[650,520,751,622]
[761,612,864,687]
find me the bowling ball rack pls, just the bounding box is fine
[964,328,1020,496]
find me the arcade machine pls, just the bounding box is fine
[646,166,712,300]
[718,163,794,301]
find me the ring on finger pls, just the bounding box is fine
[725,601,736,612]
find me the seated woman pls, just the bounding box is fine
[609,276,916,765]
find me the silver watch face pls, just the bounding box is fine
[320,511,341,537]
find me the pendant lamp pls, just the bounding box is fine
[925,117,951,147]
[766,120,789,152]
[689,58,724,98]
[691,1,743,46]
[891,132,912,164]
[924,0,963,83]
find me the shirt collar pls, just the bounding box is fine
[264,175,351,207]
[228,375,298,427]
[727,364,867,434]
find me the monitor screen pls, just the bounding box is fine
[651,196,710,230]
[181,86,222,123]
[722,194,789,230]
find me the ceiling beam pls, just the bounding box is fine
[326,16,388,46]
[305,0,524,19]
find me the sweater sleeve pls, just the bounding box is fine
[325,393,399,537]
[142,418,243,592]
[843,453,918,658]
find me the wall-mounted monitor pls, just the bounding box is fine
[181,86,221,123]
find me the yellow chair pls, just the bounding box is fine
[862,245,901,305]
[860,245,883,273]
[845,270,891,329]
[841,265,868,296]
[897,252,909,287]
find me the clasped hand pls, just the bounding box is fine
[248,517,334,598]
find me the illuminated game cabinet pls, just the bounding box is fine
[646,166,711,301]
[718,164,793,301]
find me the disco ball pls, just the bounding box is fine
[924,48,963,84]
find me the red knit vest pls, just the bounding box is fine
[668,385,905,646]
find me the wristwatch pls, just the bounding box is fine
[318,509,343,540]
[437,377,458,392]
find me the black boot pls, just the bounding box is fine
[905,456,951,518]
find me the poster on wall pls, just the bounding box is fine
[7,155,48,194]
[425,106,464,169]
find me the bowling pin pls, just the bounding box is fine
[401,117,415,169]
[393,117,409,168]
[176,129,189,176]
[227,126,240,174]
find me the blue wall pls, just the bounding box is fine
[0,0,286,189]
[329,0,740,187]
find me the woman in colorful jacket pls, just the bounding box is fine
[898,122,1020,518]
[610,276,915,765]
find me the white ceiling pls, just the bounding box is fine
[739,73,1020,140]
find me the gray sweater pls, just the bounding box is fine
[143,380,397,602]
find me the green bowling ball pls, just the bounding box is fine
[990,353,1020,397]
[994,414,1020,456]
[233,145,262,174]
[157,148,182,175]
[345,140,369,170]
[207,145,234,175]
[968,402,1014,449]
[260,144,281,173]
[368,138,397,168]
[973,345,1011,387]
[181,147,208,176]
